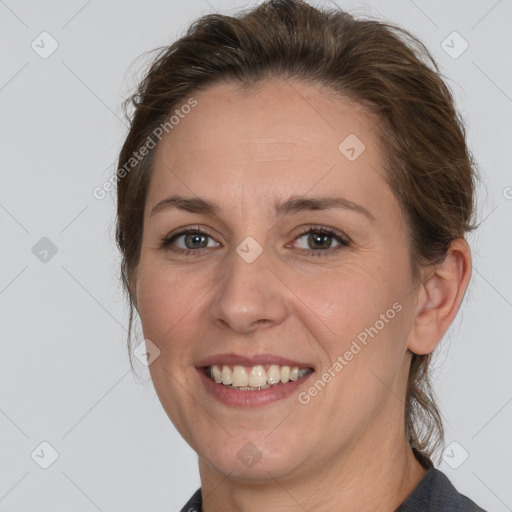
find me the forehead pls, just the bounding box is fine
[148,79,389,213]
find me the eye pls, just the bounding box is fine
[160,224,350,258]
[161,227,220,255]
[291,225,350,256]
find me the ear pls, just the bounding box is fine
[407,239,472,355]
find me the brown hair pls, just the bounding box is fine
[116,0,479,462]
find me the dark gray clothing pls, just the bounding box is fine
[396,467,486,511]
[179,467,486,511]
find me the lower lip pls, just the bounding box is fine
[197,368,314,407]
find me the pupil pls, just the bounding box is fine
[310,233,331,250]
[186,233,207,249]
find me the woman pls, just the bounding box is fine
[115,0,485,510]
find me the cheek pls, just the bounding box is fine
[135,262,208,439]
[294,263,409,381]
[295,265,387,338]
[136,261,201,351]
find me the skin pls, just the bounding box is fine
[134,78,472,511]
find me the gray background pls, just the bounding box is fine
[0,0,511,510]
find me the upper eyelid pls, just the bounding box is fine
[166,226,218,242]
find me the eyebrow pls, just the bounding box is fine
[150,194,376,222]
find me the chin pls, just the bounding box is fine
[198,433,310,482]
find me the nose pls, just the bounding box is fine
[209,245,289,334]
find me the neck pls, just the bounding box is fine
[198,426,428,512]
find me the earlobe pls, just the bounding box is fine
[407,239,472,355]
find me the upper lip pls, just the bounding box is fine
[196,353,314,369]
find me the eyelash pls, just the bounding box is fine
[160,225,350,258]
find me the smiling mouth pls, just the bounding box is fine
[204,364,314,391]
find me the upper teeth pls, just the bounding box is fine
[208,364,312,388]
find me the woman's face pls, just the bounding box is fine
[136,79,421,481]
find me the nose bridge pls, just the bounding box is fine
[209,239,288,333]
